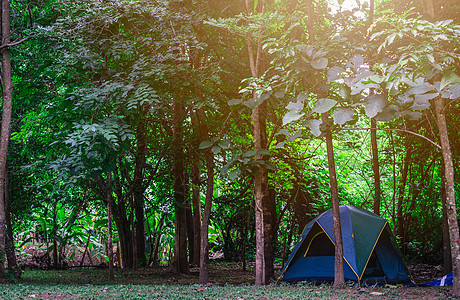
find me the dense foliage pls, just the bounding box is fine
[0,0,459,287]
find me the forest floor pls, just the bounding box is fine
[0,260,455,299]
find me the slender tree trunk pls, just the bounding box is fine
[5,167,20,278]
[130,200,137,270]
[107,173,114,280]
[173,97,189,275]
[397,144,411,240]
[133,116,147,267]
[253,102,273,285]
[322,112,345,287]
[367,3,381,216]
[111,198,134,269]
[185,199,195,263]
[441,163,452,274]
[434,96,460,292]
[0,0,13,278]
[371,118,381,215]
[197,108,215,284]
[242,211,250,271]
[191,159,201,266]
[152,214,165,266]
[52,204,58,268]
[244,0,273,285]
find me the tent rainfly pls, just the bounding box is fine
[279,205,411,284]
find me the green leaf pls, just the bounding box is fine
[376,107,398,122]
[414,92,439,103]
[304,119,322,137]
[282,111,305,125]
[333,107,354,125]
[386,33,397,46]
[406,86,433,95]
[218,140,231,149]
[275,141,286,149]
[338,86,351,100]
[255,149,271,156]
[276,129,290,136]
[259,90,273,102]
[199,140,213,149]
[287,130,302,142]
[310,57,328,70]
[406,111,421,120]
[243,99,257,109]
[367,74,386,84]
[297,93,309,102]
[440,73,460,91]
[228,169,241,181]
[411,101,431,110]
[286,101,303,112]
[327,66,345,82]
[243,150,256,157]
[274,90,285,99]
[312,98,337,114]
[228,98,242,106]
[347,54,363,71]
[365,94,387,118]
[211,146,221,154]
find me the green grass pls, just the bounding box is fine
[0,269,449,299]
[0,283,356,300]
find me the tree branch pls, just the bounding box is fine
[339,127,441,149]
[0,37,31,50]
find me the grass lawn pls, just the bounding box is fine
[0,267,451,299]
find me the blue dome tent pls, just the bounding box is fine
[279,205,411,284]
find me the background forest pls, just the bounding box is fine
[0,0,459,292]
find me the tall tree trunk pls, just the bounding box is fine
[197,108,215,284]
[52,204,58,268]
[111,195,134,269]
[151,213,165,266]
[133,116,147,267]
[0,0,13,278]
[434,96,460,292]
[191,159,201,266]
[244,0,273,285]
[322,112,345,287]
[189,1,215,280]
[242,211,250,271]
[107,173,114,280]
[173,97,189,275]
[371,118,381,215]
[397,144,411,240]
[441,163,452,274]
[367,2,381,216]
[185,199,195,263]
[189,0,203,269]
[253,103,273,285]
[5,166,20,278]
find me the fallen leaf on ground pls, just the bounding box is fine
[370,292,384,296]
